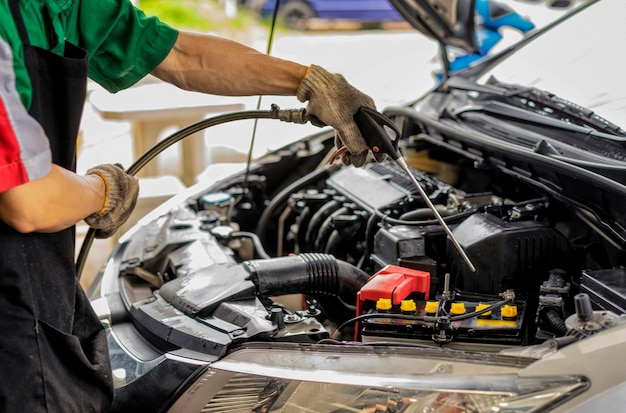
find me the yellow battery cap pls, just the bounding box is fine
[501,304,518,319]
[376,298,392,311]
[475,303,492,317]
[450,302,466,315]
[400,299,417,313]
[424,300,439,314]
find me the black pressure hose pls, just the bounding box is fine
[76,106,311,281]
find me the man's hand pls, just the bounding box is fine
[84,164,139,239]
[297,64,384,167]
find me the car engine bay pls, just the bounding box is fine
[104,117,626,361]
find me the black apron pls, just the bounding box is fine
[0,1,113,411]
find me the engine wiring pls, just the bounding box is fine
[374,207,479,226]
[231,231,271,260]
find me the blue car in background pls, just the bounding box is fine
[256,0,403,29]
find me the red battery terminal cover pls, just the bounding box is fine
[356,265,430,317]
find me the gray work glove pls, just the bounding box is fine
[297,64,387,167]
[84,163,139,239]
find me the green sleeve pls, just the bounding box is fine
[74,0,179,93]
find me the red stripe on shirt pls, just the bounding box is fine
[0,95,29,192]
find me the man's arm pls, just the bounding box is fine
[0,165,105,233]
[150,31,378,167]
[0,36,107,233]
[151,31,308,96]
[0,38,101,232]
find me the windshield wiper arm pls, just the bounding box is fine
[453,100,626,142]
[444,76,529,97]
[446,76,626,137]
[450,100,626,176]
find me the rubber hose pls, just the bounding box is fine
[304,200,342,250]
[362,213,382,269]
[231,231,271,260]
[245,253,369,301]
[295,205,313,253]
[542,308,568,337]
[399,205,457,221]
[295,193,330,253]
[324,230,345,257]
[256,167,330,242]
[314,207,349,251]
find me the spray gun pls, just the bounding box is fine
[272,103,476,272]
[326,106,477,273]
[220,105,476,272]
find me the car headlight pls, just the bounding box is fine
[166,343,589,413]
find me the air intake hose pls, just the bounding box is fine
[244,253,369,302]
[542,308,568,337]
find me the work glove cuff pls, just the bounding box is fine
[85,163,139,239]
[296,64,327,103]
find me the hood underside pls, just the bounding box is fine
[389,0,478,52]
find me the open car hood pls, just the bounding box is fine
[389,0,478,52]
[87,2,626,411]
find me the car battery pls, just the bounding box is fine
[357,265,527,349]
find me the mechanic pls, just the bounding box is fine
[0,0,376,411]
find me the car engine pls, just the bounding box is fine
[104,125,626,360]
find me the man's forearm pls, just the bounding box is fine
[0,165,105,233]
[151,31,308,96]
